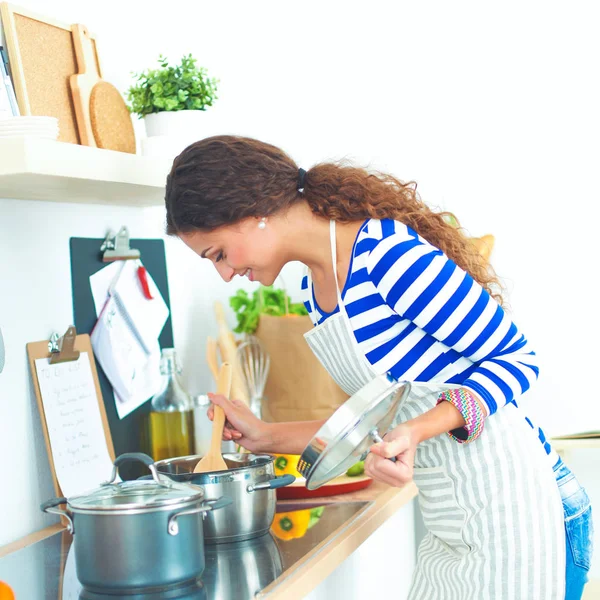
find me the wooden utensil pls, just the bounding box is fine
[206,336,220,382]
[193,362,232,474]
[214,301,249,405]
[69,24,135,153]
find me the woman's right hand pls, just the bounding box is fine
[207,393,272,454]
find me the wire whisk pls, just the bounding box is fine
[235,336,270,419]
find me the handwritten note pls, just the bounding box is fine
[35,352,115,497]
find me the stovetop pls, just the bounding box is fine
[0,501,368,599]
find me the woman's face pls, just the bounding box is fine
[179,217,285,286]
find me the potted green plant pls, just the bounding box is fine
[127,54,218,137]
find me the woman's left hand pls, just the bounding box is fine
[365,423,417,487]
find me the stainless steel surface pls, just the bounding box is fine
[72,505,207,592]
[298,375,411,489]
[155,453,295,544]
[236,336,270,418]
[40,453,230,591]
[1,501,368,599]
[202,533,283,599]
[71,452,206,513]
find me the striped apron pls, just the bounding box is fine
[304,221,566,599]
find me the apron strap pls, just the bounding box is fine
[329,220,342,300]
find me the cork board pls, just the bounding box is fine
[0,3,102,144]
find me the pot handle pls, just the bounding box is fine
[246,474,296,493]
[104,452,167,487]
[203,496,233,512]
[40,497,74,534]
[167,496,233,536]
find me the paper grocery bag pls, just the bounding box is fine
[255,314,349,422]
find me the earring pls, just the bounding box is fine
[258,218,267,230]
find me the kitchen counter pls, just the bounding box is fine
[0,482,416,600]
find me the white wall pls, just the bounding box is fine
[1,0,599,581]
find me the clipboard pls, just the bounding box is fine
[70,235,173,480]
[26,326,116,509]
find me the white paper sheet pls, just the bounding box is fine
[34,352,115,498]
[113,340,162,420]
[89,261,168,419]
[90,259,123,316]
[112,260,169,354]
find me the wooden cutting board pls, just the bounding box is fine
[69,24,135,153]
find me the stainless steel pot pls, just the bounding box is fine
[154,453,295,544]
[42,453,231,593]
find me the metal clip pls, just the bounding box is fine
[101,226,141,262]
[48,326,80,365]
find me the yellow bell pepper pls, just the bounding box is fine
[271,508,312,541]
[272,453,301,476]
[271,506,325,541]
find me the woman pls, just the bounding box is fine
[165,135,593,599]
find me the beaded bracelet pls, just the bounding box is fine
[437,388,485,444]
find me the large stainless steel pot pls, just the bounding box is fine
[154,453,295,544]
[41,453,231,593]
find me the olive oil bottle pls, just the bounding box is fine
[148,348,194,461]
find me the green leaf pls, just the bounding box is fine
[228,286,308,334]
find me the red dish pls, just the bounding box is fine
[276,474,373,500]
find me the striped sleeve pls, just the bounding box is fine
[364,229,540,416]
[300,271,320,326]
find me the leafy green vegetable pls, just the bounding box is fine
[127,54,218,118]
[229,286,308,334]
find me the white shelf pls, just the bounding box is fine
[0,138,173,206]
[551,437,600,452]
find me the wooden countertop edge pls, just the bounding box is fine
[0,523,65,559]
[257,481,417,600]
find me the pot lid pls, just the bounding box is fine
[67,453,205,512]
[298,375,411,490]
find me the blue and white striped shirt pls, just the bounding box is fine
[301,218,557,464]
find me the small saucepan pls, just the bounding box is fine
[42,453,231,593]
[154,453,295,544]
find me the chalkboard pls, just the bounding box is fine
[70,237,173,479]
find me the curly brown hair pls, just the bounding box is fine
[165,135,503,304]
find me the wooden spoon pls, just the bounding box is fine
[193,362,232,473]
[206,336,220,382]
[214,301,249,405]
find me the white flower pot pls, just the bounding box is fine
[143,110,205,138]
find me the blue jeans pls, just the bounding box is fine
[554,459,594,600]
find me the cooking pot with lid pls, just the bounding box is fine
[42,453,231,593]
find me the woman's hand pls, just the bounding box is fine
[364,423,417,487]
[207,393,272,454]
